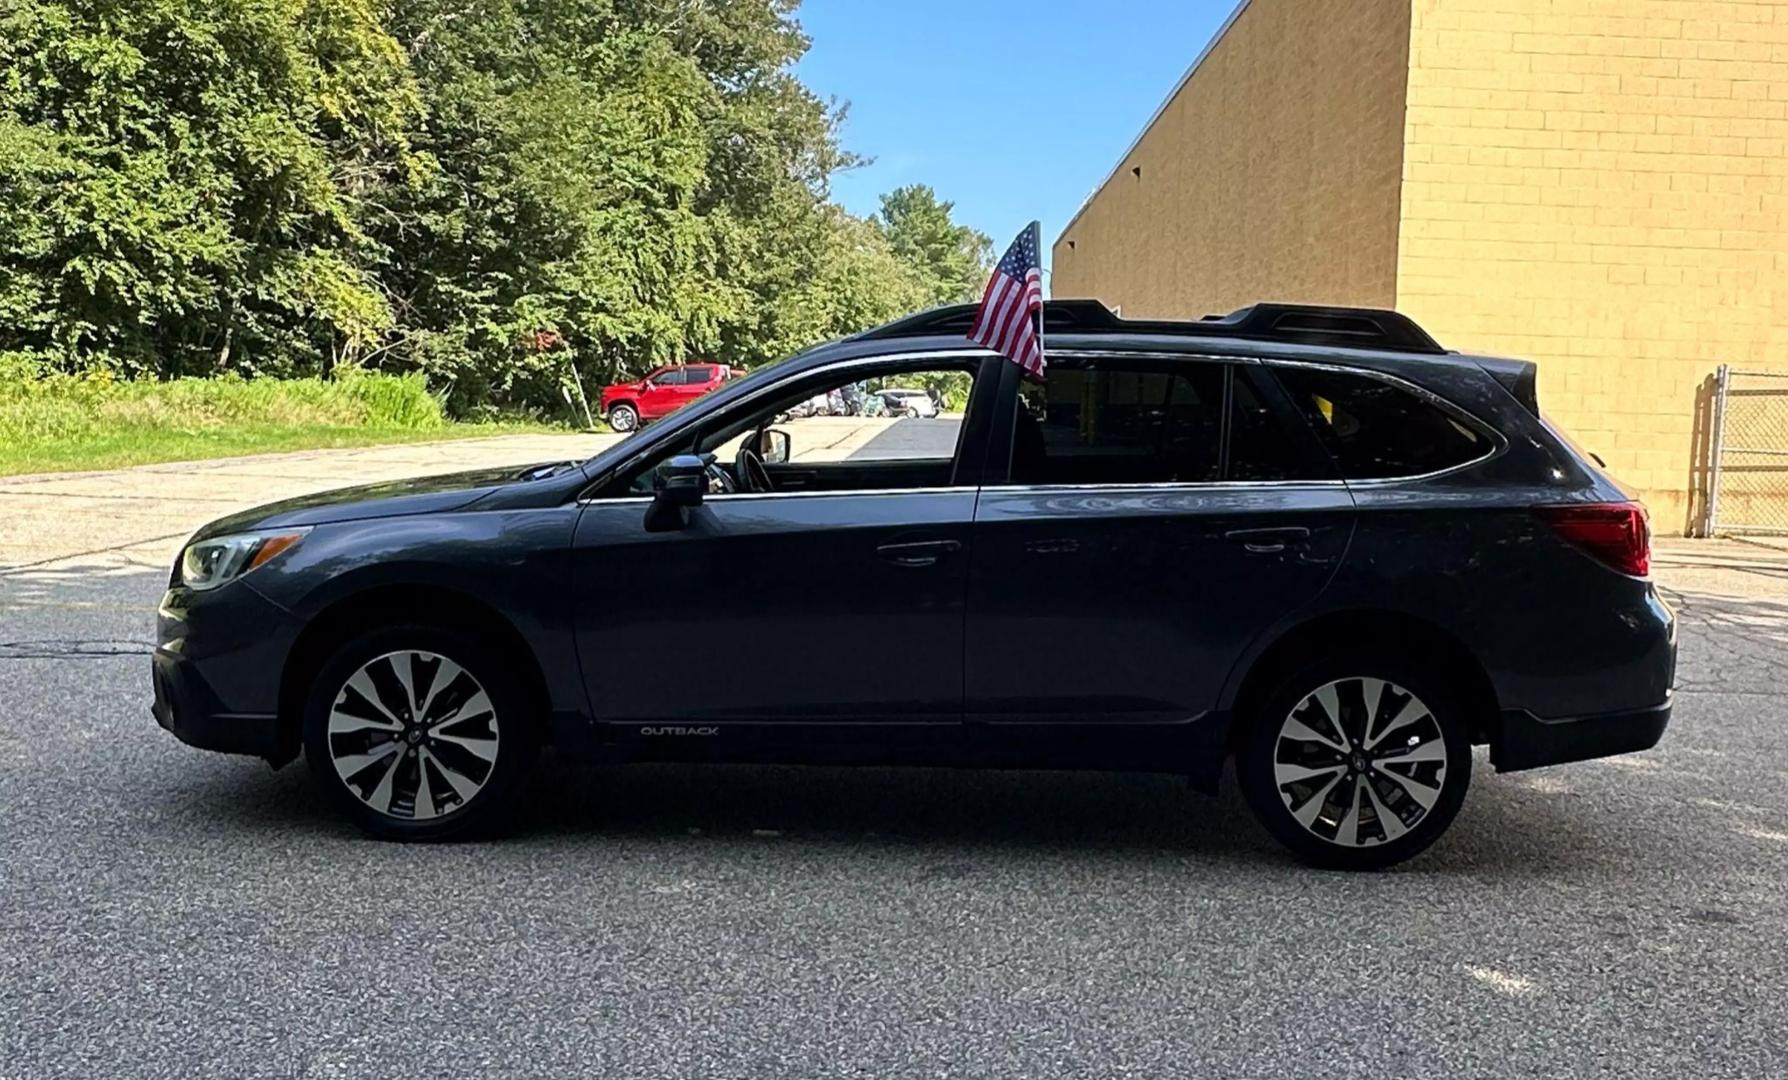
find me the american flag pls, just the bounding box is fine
[968,221,1045,378]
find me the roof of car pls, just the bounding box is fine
[855,299,1448,356]
[837,298,1542,413]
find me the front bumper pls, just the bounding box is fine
[1491,700,1672,772]
[152,581,301,762]
[152,647,281,757]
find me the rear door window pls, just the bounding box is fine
[1271,367,1490,479]
[1008,363,1224,485]
[1226,371,1335,482]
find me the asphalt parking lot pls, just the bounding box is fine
[4,438,1788,1077]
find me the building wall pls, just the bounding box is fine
[1051,0,1413,317]
[1395,0,1788,530]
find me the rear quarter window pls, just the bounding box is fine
[1272,367,1490,480]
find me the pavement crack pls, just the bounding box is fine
[0,530,190,576]
[0,639,154,659]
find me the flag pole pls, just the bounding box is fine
[1030,220,1045,380]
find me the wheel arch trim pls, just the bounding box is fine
[276,582,557,761]
[1218,607,1501,755]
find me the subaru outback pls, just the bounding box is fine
[152,300,1675,869]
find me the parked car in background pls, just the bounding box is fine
[784,392,832,419]
[152,299,1674,870]
[600,363,742,432]
[878,388,939,418]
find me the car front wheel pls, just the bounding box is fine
[607,403,639,432]
[302,625,534,840]
[1238,658,1472,870]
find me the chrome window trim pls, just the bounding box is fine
[983,479,1351,494]
[578,345,1505,503]
[578,486,972,508]
[997,350,1502,489]
[706,485,978,503]
[1250,356,1506,486]
[579,348,988,503]
[1044,348,1258,364]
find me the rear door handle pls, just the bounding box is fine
[876,539,962,567]
[1223,526,1311,554]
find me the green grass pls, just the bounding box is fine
[0,361,557,477]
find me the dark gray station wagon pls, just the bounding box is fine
[153,301,1676,869]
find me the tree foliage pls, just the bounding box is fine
[0,0,423,377]
[0,0,991,417]
[874,185,992,308]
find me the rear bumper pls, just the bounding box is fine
[1491,700,1671,772]
[152,648,281,758]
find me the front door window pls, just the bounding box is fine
[611,359,987,498]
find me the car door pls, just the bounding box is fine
[570,352,1001,763]
[670,366,714,410]
[634,367,683,419]
[963,353,1355,769]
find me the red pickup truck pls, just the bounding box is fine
[599,363,742,432]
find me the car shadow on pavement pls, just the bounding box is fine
[171,750,1633,877]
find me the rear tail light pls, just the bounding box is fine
[1538,502,1650,577]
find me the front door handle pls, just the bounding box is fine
[876,539,962,567]
[1223,526,1311,554]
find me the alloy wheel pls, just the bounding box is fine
[1271,677,1448,847]
[326,650,501,821]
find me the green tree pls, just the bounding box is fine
[768,206,930,356]
[375,0,884,414]
[874,184,992,308]
[0,0,990,419]
[0,0,424,377]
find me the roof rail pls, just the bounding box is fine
[855,299,1446,354]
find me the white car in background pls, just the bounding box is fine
[784,392,833,419]
[877,388,938,418]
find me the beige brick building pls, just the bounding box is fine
[1053,0,1788,531]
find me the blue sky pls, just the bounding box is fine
[795,0,1240,261]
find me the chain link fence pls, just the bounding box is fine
[1704,366,1788,536]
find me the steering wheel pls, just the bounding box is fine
[735,444,774,493]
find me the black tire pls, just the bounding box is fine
[1237,654,1472,870]
[607,403,639,433]
[302,624,537,841]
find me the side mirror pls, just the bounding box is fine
[757,428,791,465]
[645,454,708,532]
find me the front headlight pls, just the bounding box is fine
[177,528,310,591]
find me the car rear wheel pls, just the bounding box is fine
[607,403,639,432]
[302,625,535,841]
[1237,657,1472,870]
